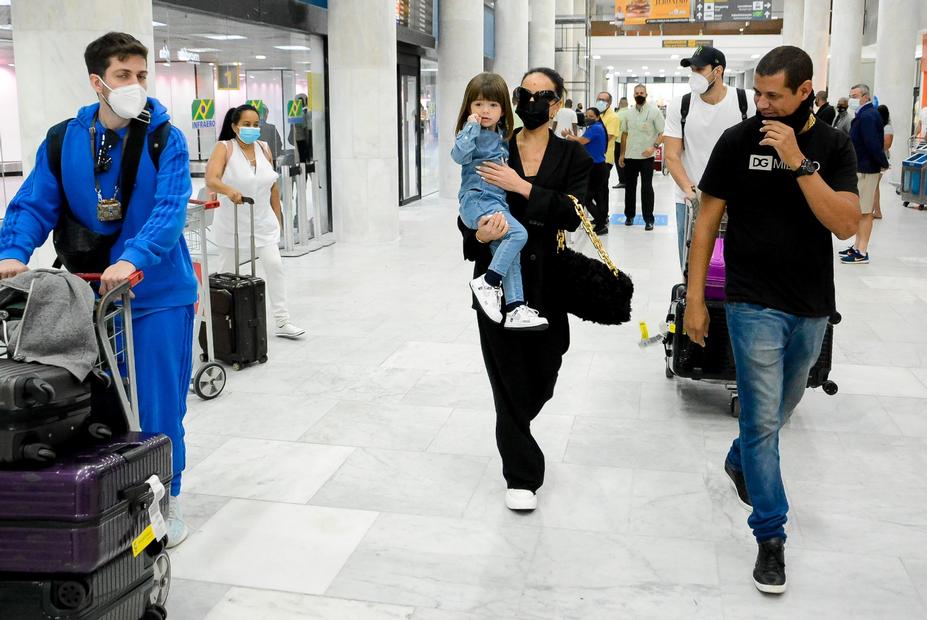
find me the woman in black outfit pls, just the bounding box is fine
[458,68,592,511]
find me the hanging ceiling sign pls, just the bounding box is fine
[662,39,714,48]
[614,1,691,25]
[191,99,215,130]
[694,1,772,22]
[217,65,240,91]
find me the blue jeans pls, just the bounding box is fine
[461,196,527,305]
[724,303,828,542]
[675,201,687,273]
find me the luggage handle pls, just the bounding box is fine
[188,198,221,211]
[232,196,256,277]
[74,270,145,288]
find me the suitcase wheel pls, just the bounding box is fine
[665,361,674,379]
[52,580,89,611]
[150,552,171,607]
[730,396,741,418]
[822,380,838,396]
[259,355,268,364]
[143,604,167,620]
[232,362,243,371]
[22,443,56,463]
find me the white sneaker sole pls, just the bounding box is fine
[726,472,752,512]
[276,329,306,339]
[504,322,549,331]
[753,577,787,594]
[505,491,538,511]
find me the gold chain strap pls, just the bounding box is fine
[557,194,624,279]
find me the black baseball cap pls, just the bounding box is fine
[680,46,726,69]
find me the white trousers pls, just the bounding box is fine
[215,243,290,325]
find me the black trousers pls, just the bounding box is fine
[477,310,569,492]
[623,157,655,224]
[614,143,626,184]
[584,162,611,228]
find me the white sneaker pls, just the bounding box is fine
[166,495,189,549]
[275,322,306,339]
[504,305,549,331]
[505,489,538,511]
[470,275,503,323]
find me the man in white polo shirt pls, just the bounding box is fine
[664,45,754,271]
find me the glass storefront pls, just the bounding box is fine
[0,5,20,214]
[398,54,421,205]
[151,2,331,240]
[421,58,439,197]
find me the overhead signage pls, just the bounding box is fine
[191,99,215,130]
[694,1,772,22]
[216,65,240,90]
[662,39,714,48]
[614,1,691,25]
[177,48,200,63]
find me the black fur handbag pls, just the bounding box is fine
[552,195,634,325]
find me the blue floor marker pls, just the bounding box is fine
[611,214,669,226]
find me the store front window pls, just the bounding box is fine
[0,7,20,214]
[151,3,331,237]
[421,58,438,197]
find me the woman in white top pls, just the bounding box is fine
[205,104,305,338]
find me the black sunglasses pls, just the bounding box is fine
[513,87,560,107]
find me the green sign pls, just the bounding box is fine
[246,99,267,117]
[286,98,305,124]
[191,99,215,130]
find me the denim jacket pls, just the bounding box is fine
[451,121,509,202]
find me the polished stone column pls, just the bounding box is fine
[782,0,805,48]
[802,0,831,90]
[873,0,921,183]
[11,0,155,176]
[494,0,530,95]
[828,0,864,105]
[329,0,399,242]
[744,68,755,90]
[529,0,556,69]
[438,0,484,199]
[572,0,588,105]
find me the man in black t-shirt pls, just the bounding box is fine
[684,46,860,596]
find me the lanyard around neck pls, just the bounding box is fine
[90,113,129,199]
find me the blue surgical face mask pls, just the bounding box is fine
[595,100,608,112]
[238,126,260,144]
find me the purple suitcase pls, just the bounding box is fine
[704,238,726,301]
[0,433,171,575]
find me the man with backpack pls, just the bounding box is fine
[0,32,196,547]
[664,45,755,272]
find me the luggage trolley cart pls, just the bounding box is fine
[184,198,227,400]
[901,138,927,210]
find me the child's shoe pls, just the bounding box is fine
[504,305,549,331]
[470,274,503,323]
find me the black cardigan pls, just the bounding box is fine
[458,129,593,316]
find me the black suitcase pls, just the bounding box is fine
[199,196,268,371]
[0,359,111,465]
[0,545,169,620]
[664,288,839,393]
[0,432,172,575]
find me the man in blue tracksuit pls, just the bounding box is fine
[0,32,195,547]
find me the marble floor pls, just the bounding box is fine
[169,171,927,619]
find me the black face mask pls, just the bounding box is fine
[516,99,551,130]
[634,95,646,106]
[761,92,815,134]
[837,106,847,113]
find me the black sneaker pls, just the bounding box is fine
[724,461,752,510]
[593,225,609,235]
[644,222,654,231]
[838,246,856,257]
[624,218,635,226]
[753,538,787,594]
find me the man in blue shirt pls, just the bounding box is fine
[840,83,888,264]
[564,106,609,233]
[0,32,196,547]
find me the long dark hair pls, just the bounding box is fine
[219,104,259,141]
[455,73,515,140]
[877,104,890,126]
[521,67,567,100]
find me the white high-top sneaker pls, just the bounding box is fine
[166,495,189,549]
[504,305,549,331]
[469,274,503,323]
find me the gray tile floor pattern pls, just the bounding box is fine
[169,173,927,619]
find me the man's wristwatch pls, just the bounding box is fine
[794,158,816,177]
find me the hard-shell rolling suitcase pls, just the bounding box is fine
[0,432,172,575]
[199,196,268,371]
[665,296,736,382]
[0,545,169,620]
[0,359,112,465]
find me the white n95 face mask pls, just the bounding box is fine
[688,71,713,95]
[99,79,148,120]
